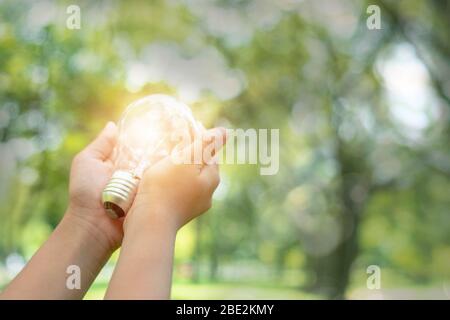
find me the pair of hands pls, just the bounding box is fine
[68,121,226,253]
[0,121,226,299]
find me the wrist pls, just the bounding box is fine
[124,203,179,237]
[64,205,119,254]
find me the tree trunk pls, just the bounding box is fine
[310,139,368,299]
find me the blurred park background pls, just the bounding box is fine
[0,0,449,299]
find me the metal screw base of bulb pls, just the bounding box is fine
[102,170,139,219]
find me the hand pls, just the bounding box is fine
[124,127,227,233]
[67,122,123,252]
[1,122,123,299]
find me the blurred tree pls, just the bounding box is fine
[0,0,448,299]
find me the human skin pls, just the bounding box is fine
[0,122,122,299]
[104,127,226,299]
[0,122,226,300]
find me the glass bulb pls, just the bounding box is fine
[102,94,200,219]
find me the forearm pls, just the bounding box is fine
[1,211,114,300]
[104,210,177,300]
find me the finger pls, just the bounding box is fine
[84,122,118,161]
[177,127,227,165]
[170,121,204,163]
[202,127,227,164]
[210,127,227,155]
[174,131,205,165]
[188,122,208,164]
[196,121,207,135]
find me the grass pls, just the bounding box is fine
[84,281,318,300]
[84,280,450,300]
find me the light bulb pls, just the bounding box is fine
[102,94,200,219]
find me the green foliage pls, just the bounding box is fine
[0,0,449,298]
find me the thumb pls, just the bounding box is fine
[85,121,118,160]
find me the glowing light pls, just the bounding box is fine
[102,94,200,218]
